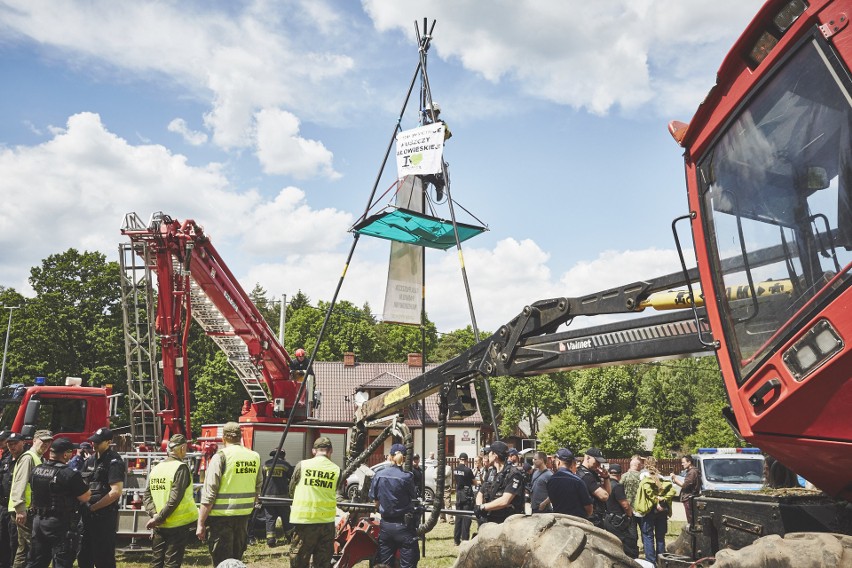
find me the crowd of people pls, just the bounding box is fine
[0,418,695,568]
[460,444,684,565]
[0,427,125,568]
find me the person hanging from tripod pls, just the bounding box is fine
[420,101,451,201]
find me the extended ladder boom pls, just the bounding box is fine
[122,212,304,439]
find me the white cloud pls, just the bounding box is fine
[559,248,691,296]
[243,236,697,333]
[363,0,762,117]
[0,112,350,294]
[254,108,340,179]
[0,0,352,172]
[0,108,700,334]
[167,118,208,146]
[239,186,351,254]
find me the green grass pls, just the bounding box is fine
[117,520,462,568]
[117,519,687,567]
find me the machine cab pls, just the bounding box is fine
[679,0,852,498]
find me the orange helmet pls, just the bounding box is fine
[295,349,306,357]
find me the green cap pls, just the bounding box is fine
[168,434,187,449]
[313,436,332,449]
[223,422,241,438]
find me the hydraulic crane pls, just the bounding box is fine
[121,211,306,442]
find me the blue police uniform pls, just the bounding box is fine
[369,464,419,568]
[546,467,593,519]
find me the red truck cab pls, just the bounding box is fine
[0,378,111,443]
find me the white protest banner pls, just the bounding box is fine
[395,123,445,178]
[382,176,423,325]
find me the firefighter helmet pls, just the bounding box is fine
[295,348,306,357]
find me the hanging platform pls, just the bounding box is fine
[352,207,486,250]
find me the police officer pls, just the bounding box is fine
[78,427,126,568]
[262,449,293,547]
[576,447,611,528]
[28,437,90,568]
[603,464,636,558]
[474,446,494,528]
[288,437,341,568]
[543,448,592,519]
[66,443,92,473]
[143,434,198,568]
[0,431,17,568]
[196,422,261,567]
[10,430,52,568]
[410,454,424,497]
[452,453,474,545]
[473,441,525,524]
[369,444,419,568]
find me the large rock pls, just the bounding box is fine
[453,513,634,568]
[713,532,852,567]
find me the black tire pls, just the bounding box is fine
[713,532,852,567]
[424,487,435,502]
[346,483,360,500]
[453,513,634,567]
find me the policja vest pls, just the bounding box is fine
[0,452,13,508]
[210,444,260,517]
[30,461,75,518]
[148,458,199,527]
[483,464,525,522]
[8,449,41,512]
[82,448,124,508]
[290,455,338,524]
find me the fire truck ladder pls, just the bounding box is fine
[184,273,269,404]
[118,240,162,445]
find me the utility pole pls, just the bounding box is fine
[278,294,287,345]
[0,306,20,390]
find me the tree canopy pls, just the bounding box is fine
[1,248,748,452]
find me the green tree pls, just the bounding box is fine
[432,326,479,362]
[539,366,643,457]
[683,399,743,450]
[20,249,124,389]
[0,286,29,387]
[287,290,311,314]
[249,283,280,335]
[285,299,381,361]
[190,351,243,434]
[490,373,572,439]
[374,319,438,363]
[538,409,587,454]
[635,357,727,456]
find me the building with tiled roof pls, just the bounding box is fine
[208,353,487,470]
[312,353,486,464]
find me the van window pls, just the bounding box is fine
[702,458,763,483]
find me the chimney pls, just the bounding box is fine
[407,353,423,367]
[343,352,356,367]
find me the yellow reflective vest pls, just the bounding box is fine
[210,445,260,517]
[290,456,339,524]
[8,449,41,513]
[148,458,198,528]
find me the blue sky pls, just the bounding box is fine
[0,0,764,333]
